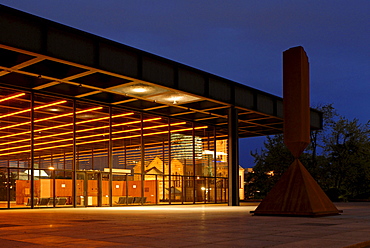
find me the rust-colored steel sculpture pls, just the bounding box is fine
[283,46,310,158]
[254,46,339,216]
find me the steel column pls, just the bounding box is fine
[140,113,145,205]
[30,92,35,208]
[108,106,113,206]
[72,99,77,207]
[228,106,239,206]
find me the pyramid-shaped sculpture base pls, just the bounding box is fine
[254,159,340,217]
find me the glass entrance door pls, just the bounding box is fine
[76,171,110,207]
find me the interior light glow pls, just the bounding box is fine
[147,92,200,105]
[20,133,109,148]
[0,131,31,139]
[58,118,165,141]
[77,125,109,133]
[77,139,110,145]
[0,100,67,119]
[166,96,183,104]
[0,93,26,103]
[34,115,150,140]
[33,108,108,132]
[0,137,31,146]
[0,106,105,136]
[112,126,208,140]
[78,154,108,159]
[112,121,185,135]
[127,84,155,94]
[34,106,102,123]
[76,112,134,125]
[76,132,108,140]
[113,112,135,118]
[0,115,155,145]
[113,117,161,127]
[35,124,203,149]
[142,122,185,130]
[113,128,139,134]
[0,149,31,156]
[35,123,72,132]
[76,116,108,124]
[77,159,90,162]
[0,144,30,152]
[34,117,162,141]
[77,107,104,114]
[33,131,109,148]
[0,122,207,157]
[0,122,31,131]
[35,143,72,151]
[35,137,73,147]
[0,108,30,119]
[132,87,147,93]
[34,100,67,110]
[0,110,131,135]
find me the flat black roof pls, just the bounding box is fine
[0,4,322,137]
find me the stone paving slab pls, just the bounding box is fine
[0,202,369,247]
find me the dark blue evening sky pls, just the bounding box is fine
[1,0,369,167]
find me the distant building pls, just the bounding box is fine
[170,133,203,160]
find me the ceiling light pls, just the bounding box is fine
[112,83,167,97]
[147,92,200,105]
[124,84,155,95]
[131,85,151,93]
[49,108,61,112]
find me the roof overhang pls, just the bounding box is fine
[0,4,322,138]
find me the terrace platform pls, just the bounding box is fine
[0,202,369,247]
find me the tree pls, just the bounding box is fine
[246,134,293,198]
[303,104,338,188]
[323,118,370,200]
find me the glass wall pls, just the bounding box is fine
[216,132,229,203]
[142,113,169,205]
[0,89,31,208]
[0,86,229,209]
[75,101,110,207]
[32,94,74,207]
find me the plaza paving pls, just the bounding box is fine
[0,202,369,247]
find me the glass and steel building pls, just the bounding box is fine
[0,5,322,209]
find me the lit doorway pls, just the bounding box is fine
[76,171,110,207]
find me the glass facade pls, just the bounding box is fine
[0,87,229,209]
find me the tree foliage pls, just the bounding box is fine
[323,118,370,199]
[246,104,370,201]
[246,135,293,198]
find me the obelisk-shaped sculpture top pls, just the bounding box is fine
[283,46,310,158]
